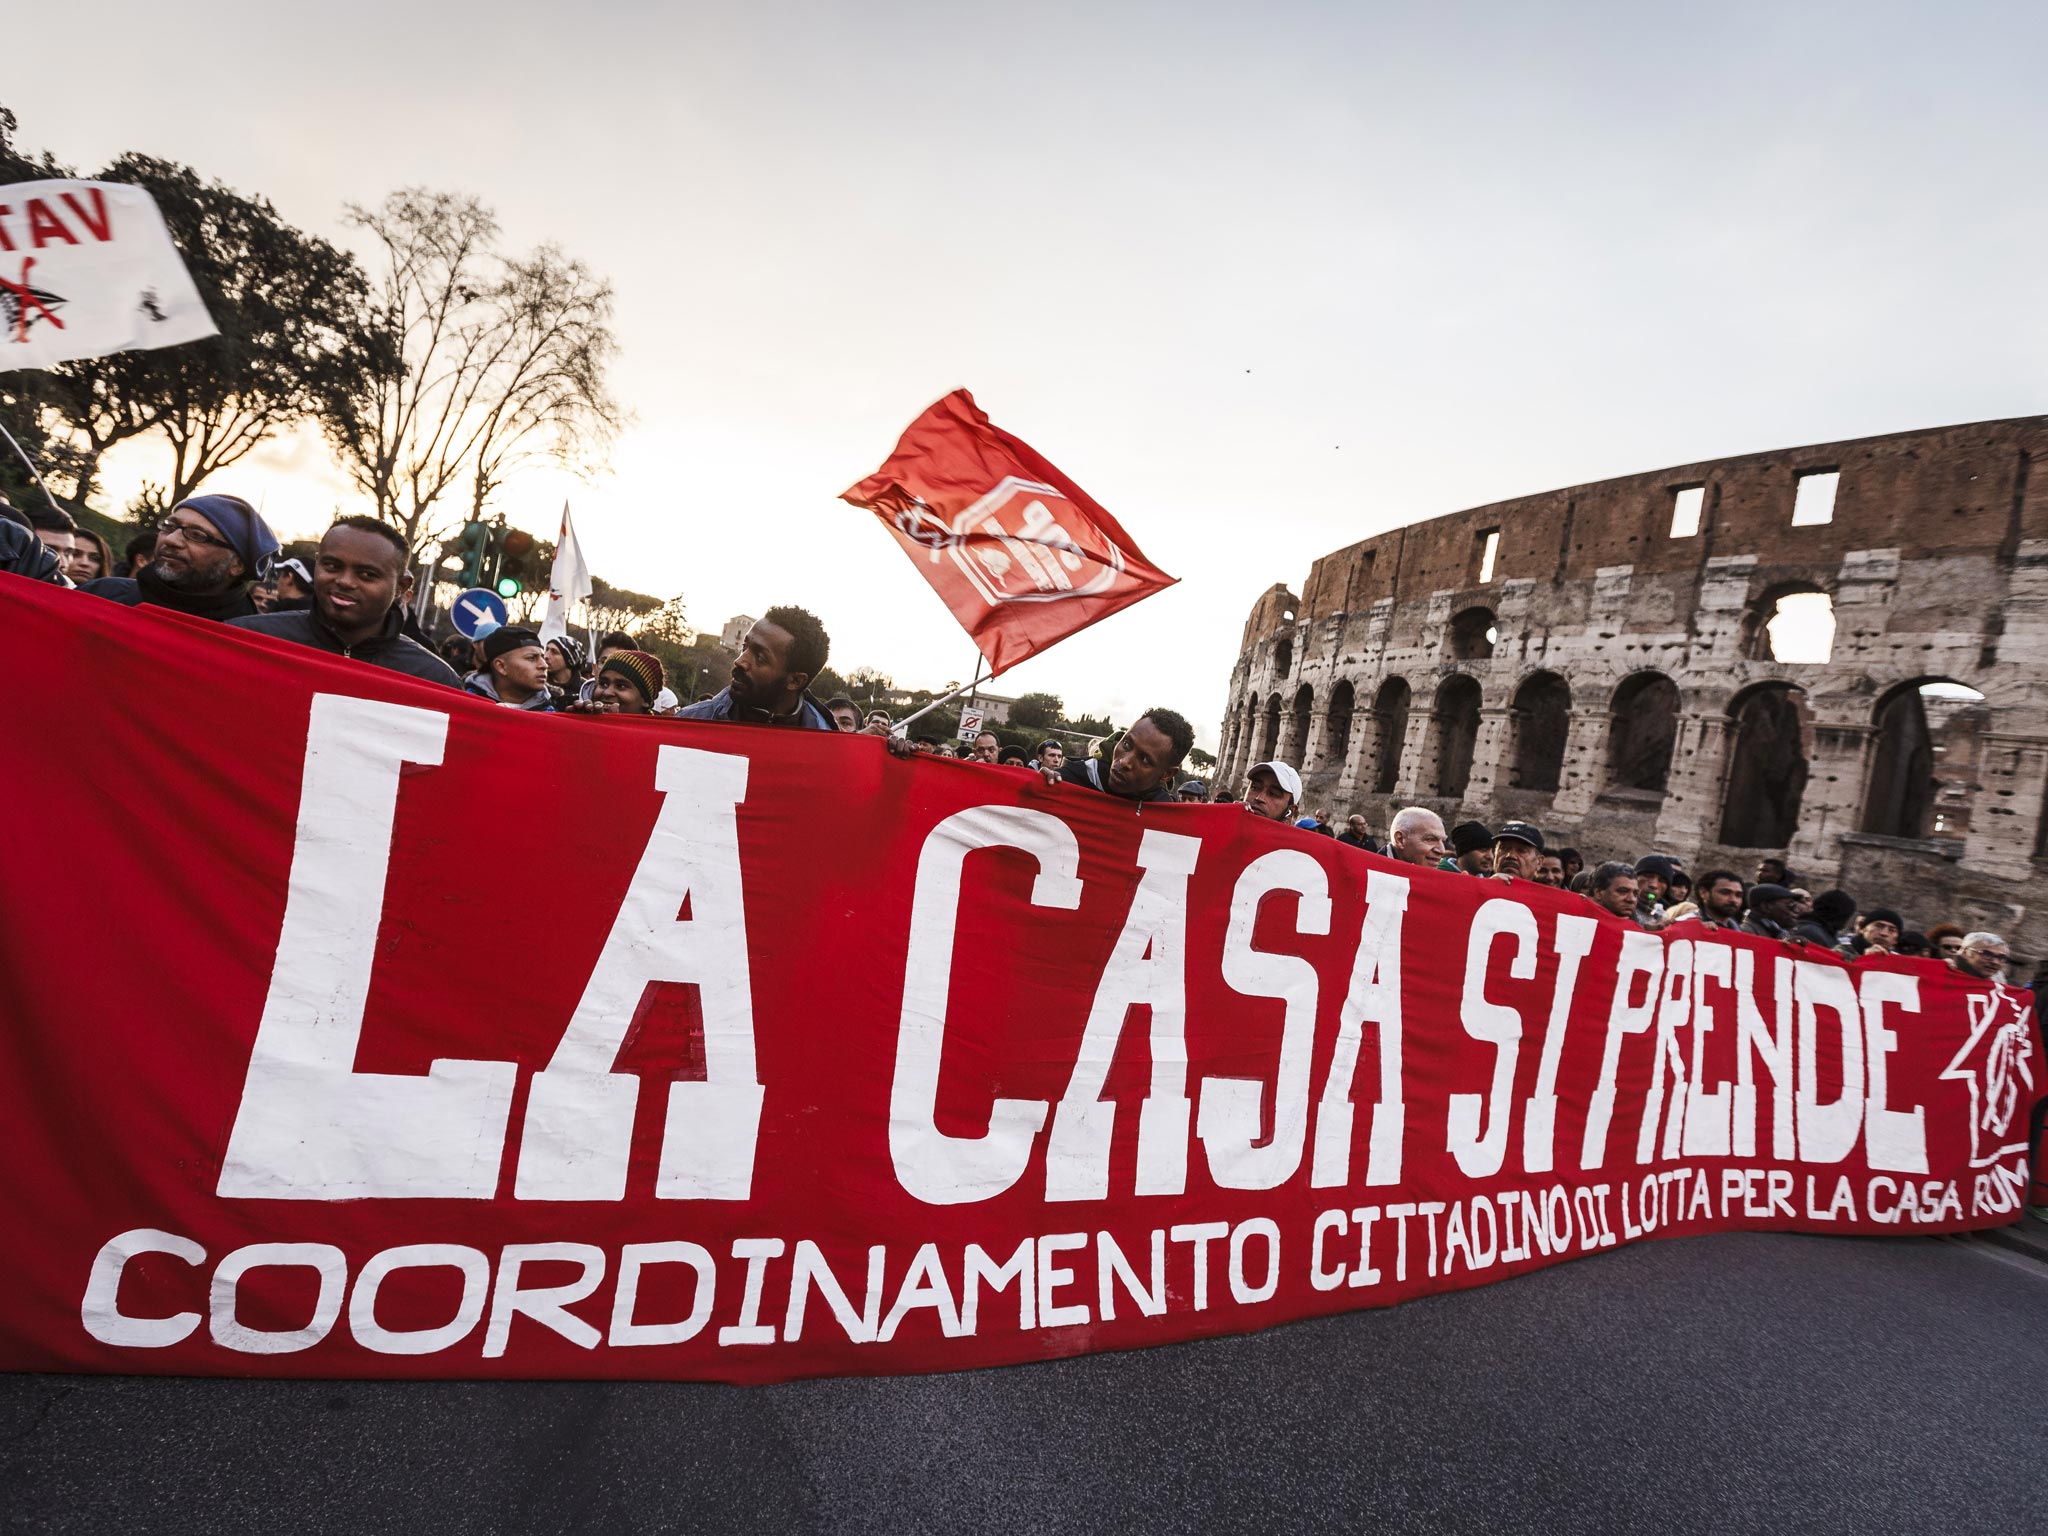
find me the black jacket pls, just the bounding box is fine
[1059,755,1179,804]
[229,605,461,687]
[84,570,259,621]
[0,520,64,583]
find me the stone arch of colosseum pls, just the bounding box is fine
[1215,415,2048,963]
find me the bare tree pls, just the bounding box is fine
[466,244,620,520]
[316,188,620,555]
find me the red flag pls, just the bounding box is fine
[841,389,1178,675]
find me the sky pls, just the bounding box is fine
[14,0,2048,747]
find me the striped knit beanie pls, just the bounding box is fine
[599,649,664,704]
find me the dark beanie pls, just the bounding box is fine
[1863,907,1904,930]
[1634,854,1677,882]
[1450,821,1493,857]
[483,625,542,663]
[173,493,279,576]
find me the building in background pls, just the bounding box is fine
[1216,415,2048,960]
[719,614,757,652]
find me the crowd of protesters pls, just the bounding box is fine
[8,489,2029,977]
[7,489,2044,1215]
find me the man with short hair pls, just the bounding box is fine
[1741,884,1801,940]
[1035,739,1067,774]
[465,626,555,709]
[121,528,158,578]
[1688,869,1746,931]
[1754,856,1791,888]
[1491,821,1545,882]
[863,708,895,736]
[85,493,279,622]
[1588,862,1639,921]
[1950,932,2011,982]
[1444,821,1493,875]
[228,517,458,685]
[971,730,1002,763]
[1338,814,1375,850]
[1387,807,1447,867]
[1534,854,1565,887]
[1241,760,1302,822]
[27,505,75,570]
[1047,710,1194,803]
[0,516,66,582]
[826,696,863,732]
[677,605,836,729]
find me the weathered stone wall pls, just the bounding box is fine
[1217,415,2048,968]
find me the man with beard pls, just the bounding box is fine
[676,606,836,729]
[229,517,457,685]
[1683,869,1746,932]
[85,494,278,621]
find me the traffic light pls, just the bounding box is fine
[495,575,522,599]
[456,521,491,586]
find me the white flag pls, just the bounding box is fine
[0,179,217,369]
[538,500,591,646]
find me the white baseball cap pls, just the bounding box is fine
[1248,760,1303,800]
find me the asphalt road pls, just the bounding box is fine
[4,1231,2044,1535]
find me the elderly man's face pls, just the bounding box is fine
[1390,816,1446,866]
[1493,838,1539,880]
[1954,939,2010,980]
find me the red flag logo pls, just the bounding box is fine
[841,390,1177,674]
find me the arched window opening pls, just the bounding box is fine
[1745,585,1835,664]
[1258,694,1281,761]
[1607,672,1680,792]
[1508,672,1571,792]
[1449,607,1498,661]
[1863,680,1987,840]
[1289,684,1314,761]
[1371,678,1411,794]
[1718,683,1809,847]
[1273,635,1294,677]
[1325,680,1355,770]
[1430,675,1484,799]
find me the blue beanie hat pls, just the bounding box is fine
[173,494,280,578]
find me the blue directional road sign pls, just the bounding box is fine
[449,587,508,640]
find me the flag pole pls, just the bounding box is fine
[892,655,986,735]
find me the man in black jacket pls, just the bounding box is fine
[229,516,458,686]
[1049,709,1194,804]
[83,493,279,622]
[0,516,66,583]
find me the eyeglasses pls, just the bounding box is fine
[157,517,234,552]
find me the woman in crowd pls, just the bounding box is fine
[65,528,115,585]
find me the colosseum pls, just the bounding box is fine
[1214,414,2048,966]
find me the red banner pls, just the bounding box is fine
[1,575,2039,1383]
[840,389,1178,674]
